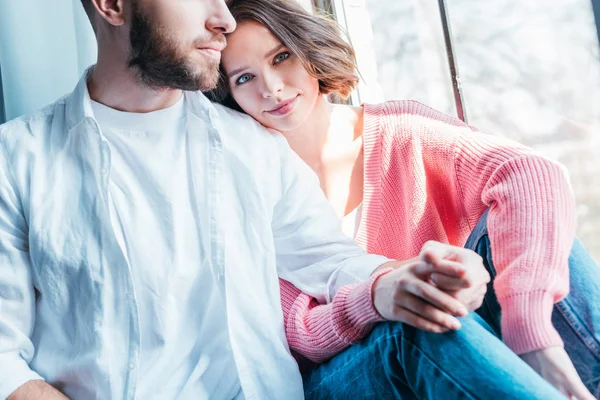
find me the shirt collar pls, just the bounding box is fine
[65,68,96,132]
[64,66,221,132]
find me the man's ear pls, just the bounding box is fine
[90,0,127,27]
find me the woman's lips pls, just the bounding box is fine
[265,95,299,117]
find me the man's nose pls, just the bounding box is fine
[206,0,237,34]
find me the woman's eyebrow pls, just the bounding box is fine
[227,44,287,79]
[264,44,285,59]
[228,66,248,78]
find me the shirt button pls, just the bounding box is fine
[128,363,135,370]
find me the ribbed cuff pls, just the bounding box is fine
[344,268,393,330]
[499,290,564,355]
[0,355,44,399]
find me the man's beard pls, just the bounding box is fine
[127,2,224,91]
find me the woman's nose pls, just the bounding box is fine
[262,74,284,99]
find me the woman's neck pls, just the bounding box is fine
[282,96,362,172]
[280,95,365,217]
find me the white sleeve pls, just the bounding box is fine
[270,133,390,304]
[0,139,44,399]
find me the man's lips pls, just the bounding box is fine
[266,95,299,116]
[196,42,226,58]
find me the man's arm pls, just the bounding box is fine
[270,133,390,303]
[0,141,47,399]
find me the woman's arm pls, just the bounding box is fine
[279,273,386,364]
[453,130,575,355]
[389,101,576,355]
[280,248,485,363]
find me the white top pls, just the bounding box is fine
[91,97,241,400]
[341,203,363,239]
[0,72,391,400]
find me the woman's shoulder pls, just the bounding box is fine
[364,100,469,128]
[363,100,476,142]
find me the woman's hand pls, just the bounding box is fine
[520,347,595,400]
[420,241,491,312]
[372,259,469,332]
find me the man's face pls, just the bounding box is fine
[128,0,236,91]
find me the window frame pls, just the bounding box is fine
[593,0,600,49]
[316,0,600,122]
[0,64,5,125]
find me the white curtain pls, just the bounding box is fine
[0,0,97,122]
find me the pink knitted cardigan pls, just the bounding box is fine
[279,100,576,363]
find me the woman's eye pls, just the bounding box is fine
[235,73,253,85]
[274,51,290,64]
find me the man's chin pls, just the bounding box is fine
[131,66,220,92]
[198,76,220,92]
[195,63,220,92]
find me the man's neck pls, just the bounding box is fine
[87,55,183,114]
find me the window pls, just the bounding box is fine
[325,0,600,260]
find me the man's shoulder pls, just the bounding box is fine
[0,96,68,152]
[210,102,276,142]
[215,104,289,155]
[207,102,292,179]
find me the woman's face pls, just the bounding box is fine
[221,20,321,132]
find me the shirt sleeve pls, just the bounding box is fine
[0,139,44,398]
[270,133,391,304]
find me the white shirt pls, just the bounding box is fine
[91,97,241,399]
[342,204,363,239]
[0,71,391,400]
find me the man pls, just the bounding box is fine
[0,1,486,399]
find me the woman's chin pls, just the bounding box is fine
[262,114,308,133]
[259,119,296,133]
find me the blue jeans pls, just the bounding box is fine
[302,211,600,399]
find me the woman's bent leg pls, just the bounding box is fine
[302,314,564,400]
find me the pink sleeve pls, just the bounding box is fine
[279,268,391,363]
[386,101,576,354]
[449,122,575,354]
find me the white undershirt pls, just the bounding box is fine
[341,203,363,239]
[91,97,241,400]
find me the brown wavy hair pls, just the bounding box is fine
[205,0,359,110]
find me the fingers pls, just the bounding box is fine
[430,272,472,289]
[388,305,452,333]
[397,276,468,317]
[420,241,485,274]
[565,376,596,400]
[399,293,462,330]
[419,252,466,278]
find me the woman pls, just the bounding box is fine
[206,0,600,398]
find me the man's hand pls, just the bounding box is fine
[8,380,70,400]
[520,347,595,400]
[373,260,469,333]
[420,241,491,312]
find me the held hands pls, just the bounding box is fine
[373,241,490,333]
[420,240,490,312]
